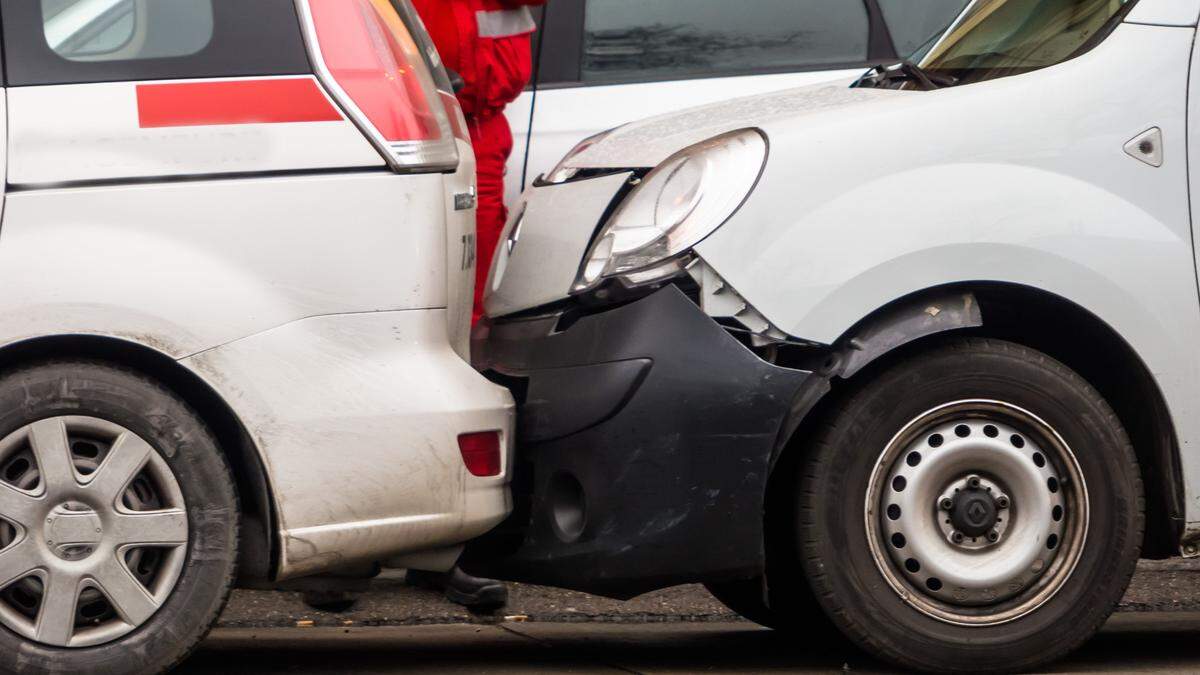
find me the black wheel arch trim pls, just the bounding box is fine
[830,291,983,380]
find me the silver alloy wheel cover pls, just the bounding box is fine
[864,400,1089,626]
[0,416,188,647]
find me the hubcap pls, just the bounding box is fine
[0,417,188,647]
[866,400,1088,625]
[44,502,103,561]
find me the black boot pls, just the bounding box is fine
[407,566,508,609]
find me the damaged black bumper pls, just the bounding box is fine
[465,287,815,599]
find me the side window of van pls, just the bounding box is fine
[41,0,215,63]
[2,0,312,86]
[579,0,871,84]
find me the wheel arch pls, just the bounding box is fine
[0,334,278,581]
[773,282,1184,559]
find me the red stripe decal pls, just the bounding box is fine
[137,78,343,128]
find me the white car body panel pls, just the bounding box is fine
[181,309,514,579]
[565,81,882,171]
[8,76,384,185]
[1126,0,1200,26]
[444,138,479,360]
[489,19,1200,531]
[505,91,534,207]
[695,24,1192,345]
[0,173,447,357]
[0,164,515,577]
[504,68,868,206]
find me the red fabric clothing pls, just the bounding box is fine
[472,113,512,323]
[412,0,545,323]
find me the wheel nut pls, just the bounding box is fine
[967,475,982,488]
[996,495,1010,509]
[939,497,954,511]
[987,531,1000,543]
[951,531,965,544]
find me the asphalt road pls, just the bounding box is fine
[176,559,1200,673]
[182,614,1200,674]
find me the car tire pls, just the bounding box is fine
[798,338,1143,673]
[0,361,238,675]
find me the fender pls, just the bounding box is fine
[828,291,981,380]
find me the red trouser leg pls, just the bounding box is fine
[471,113,514,324]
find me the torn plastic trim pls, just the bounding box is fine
[687,257,794,346]
[539,125,633,185]
[826,292,983,379]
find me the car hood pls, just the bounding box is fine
[565,80,906,170]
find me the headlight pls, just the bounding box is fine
[573,129,767,292]
[543,128,618,184]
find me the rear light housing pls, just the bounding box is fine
[458,431,503,477]
[298,0,465,172]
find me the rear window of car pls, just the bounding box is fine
[579,0,870,84]
[3,0,312,86]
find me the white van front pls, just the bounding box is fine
[470,1,1200,672]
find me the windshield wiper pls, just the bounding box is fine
[855,60,958,91]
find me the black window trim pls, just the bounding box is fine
[537,0,904,90]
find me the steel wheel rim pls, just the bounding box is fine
[864,400,1089,626]
[0,416,188,647]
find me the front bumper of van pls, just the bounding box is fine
[465,286,817,599]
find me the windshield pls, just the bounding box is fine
[911,0,1136,85]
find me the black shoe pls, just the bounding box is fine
[443,567,508,609]
[301,589,359,613]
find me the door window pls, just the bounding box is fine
[579,0,870,84]
[3,0,311,86]
[41,0,214,62]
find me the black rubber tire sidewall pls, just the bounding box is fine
[799,339,1143,673]
[0,362,238,675]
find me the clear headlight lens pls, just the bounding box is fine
[573,129,768,292]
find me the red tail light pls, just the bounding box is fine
[458,431,502,477]
[300,0,459,171]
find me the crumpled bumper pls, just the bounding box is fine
[465,286,814,598]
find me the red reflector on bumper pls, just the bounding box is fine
[458,432,502,477]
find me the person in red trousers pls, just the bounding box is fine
[412,0,546,325]
[408,0,545,609]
